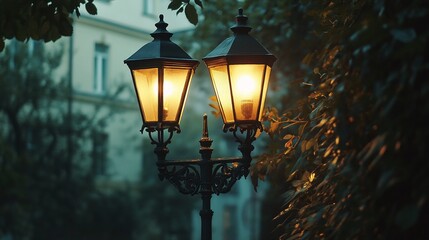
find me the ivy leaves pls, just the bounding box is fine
[168,0,202,25]
[0,0,98,52]
[246,0,429,238]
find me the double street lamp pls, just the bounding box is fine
[124,9,276,240]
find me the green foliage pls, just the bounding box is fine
[178,0,242,60]
[0,0,97,52]
[168,0,201,25]
[249,0,429,239]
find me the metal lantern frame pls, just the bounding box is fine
[124,10,276,240]
[203,8,277,132]
[124,15,199,132]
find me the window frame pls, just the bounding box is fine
[142,0,156,17]
[93,43,109,94]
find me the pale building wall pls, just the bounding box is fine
[81,0,194,33]
[69,20,144,182]
[67,0,195,183]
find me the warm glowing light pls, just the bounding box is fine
[207,63,271,123]
[164,80,173,97]
[151,80,175,120]
[153,80,174,97]
[235,74,257,119]
[236,75,257,98]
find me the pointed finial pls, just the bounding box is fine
[202,114,209,138]
[231,8,251,34]
[151,14,173,40]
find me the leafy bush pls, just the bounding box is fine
[249,0,429,239]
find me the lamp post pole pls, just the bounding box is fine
[199,115,213,240]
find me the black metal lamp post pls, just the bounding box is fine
[124,9,276,240]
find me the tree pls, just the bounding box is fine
[178,0,429,239]
[0,40,140,239]
[0,0,97,51]
[167,0,202,25]
[250,1,429,238]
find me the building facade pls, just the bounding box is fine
[62,0,194,183]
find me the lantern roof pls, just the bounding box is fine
[203,9,277,65]
[124,15,199,65]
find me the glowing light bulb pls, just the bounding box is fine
[236,75,256,98]
[163,80,173,97]
[236,75,256,119]
[163,81,173,120]
[153,80,174,120]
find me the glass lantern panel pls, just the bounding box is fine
[229,64,265,121]
[209,65,234,124]
[163,68,191,123]
[132,68,158,122]
[177,70,194,124]
[258,66,271,121]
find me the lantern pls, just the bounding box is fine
[203,9,276,130]
[124,15,199,130]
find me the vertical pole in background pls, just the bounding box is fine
[67,33,74,180]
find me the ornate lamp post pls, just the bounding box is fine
[124,9,276,240]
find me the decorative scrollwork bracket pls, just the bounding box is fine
[145,115,257,196]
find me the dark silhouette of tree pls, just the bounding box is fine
[0,0,97,51]
[0,40,138,239]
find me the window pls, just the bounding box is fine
[93,43,109,94]
[91,130,108,175]
[143,0,155,16]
